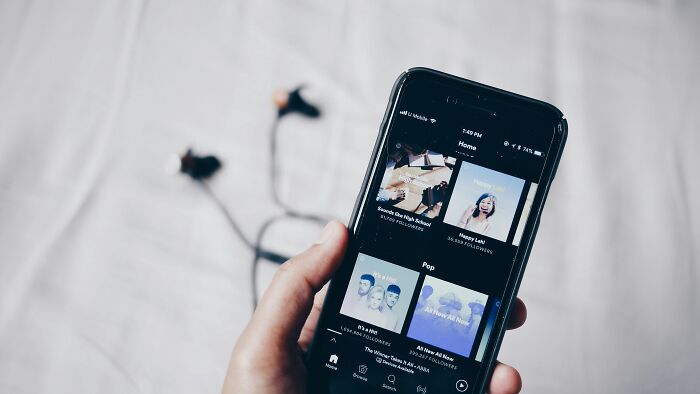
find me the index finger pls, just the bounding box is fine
[506,297,527,330]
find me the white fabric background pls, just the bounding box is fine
[0,1,698,393]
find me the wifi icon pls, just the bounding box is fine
[429,118,436,124]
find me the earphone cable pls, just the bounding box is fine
[197,180,256,250]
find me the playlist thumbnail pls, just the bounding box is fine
[443,162,525,242]
[339,253,420,333]
[376,140,456,218]
[512,184,538,246]
[475,299,501,362]
[407,276,488,357]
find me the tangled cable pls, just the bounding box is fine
[176,86,328,310]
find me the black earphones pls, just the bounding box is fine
[173,84,326,309]
[273,86,321,118]
[178,148,222,180]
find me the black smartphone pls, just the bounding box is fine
[306,68,567,394]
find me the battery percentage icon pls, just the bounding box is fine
[534,150,543,157]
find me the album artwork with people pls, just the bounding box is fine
[376,139,456,219]
[407,275,489,357]
[443,162,525,242]
[339,253,420,333]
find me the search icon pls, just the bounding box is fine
[387,375,396,384]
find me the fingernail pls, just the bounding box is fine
[316,222,335,245]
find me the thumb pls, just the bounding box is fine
[239,220,348,352]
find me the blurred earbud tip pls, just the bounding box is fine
[273,89,289,110]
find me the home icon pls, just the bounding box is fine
[329,354,339,364]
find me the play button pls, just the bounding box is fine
[455,379,468,392]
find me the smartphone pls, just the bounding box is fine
[306,68,567,394]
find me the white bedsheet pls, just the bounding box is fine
[0,1,698,393]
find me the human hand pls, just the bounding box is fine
[423,201,442,218]
[223,221,527,394]
[394,188,407,202]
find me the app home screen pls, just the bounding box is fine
[310,80,556,394]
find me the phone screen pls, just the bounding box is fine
[308,72,564,394]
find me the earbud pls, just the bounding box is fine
[273,86,321,118]
[177,148,222,180]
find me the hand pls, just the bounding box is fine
[223,221,527,394]
[390,188,406,202]
[423,202,442,218]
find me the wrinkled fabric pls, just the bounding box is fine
[0,1,698,393]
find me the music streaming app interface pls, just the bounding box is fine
[309,81,554,394]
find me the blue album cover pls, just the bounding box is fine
[407,276,488,357]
